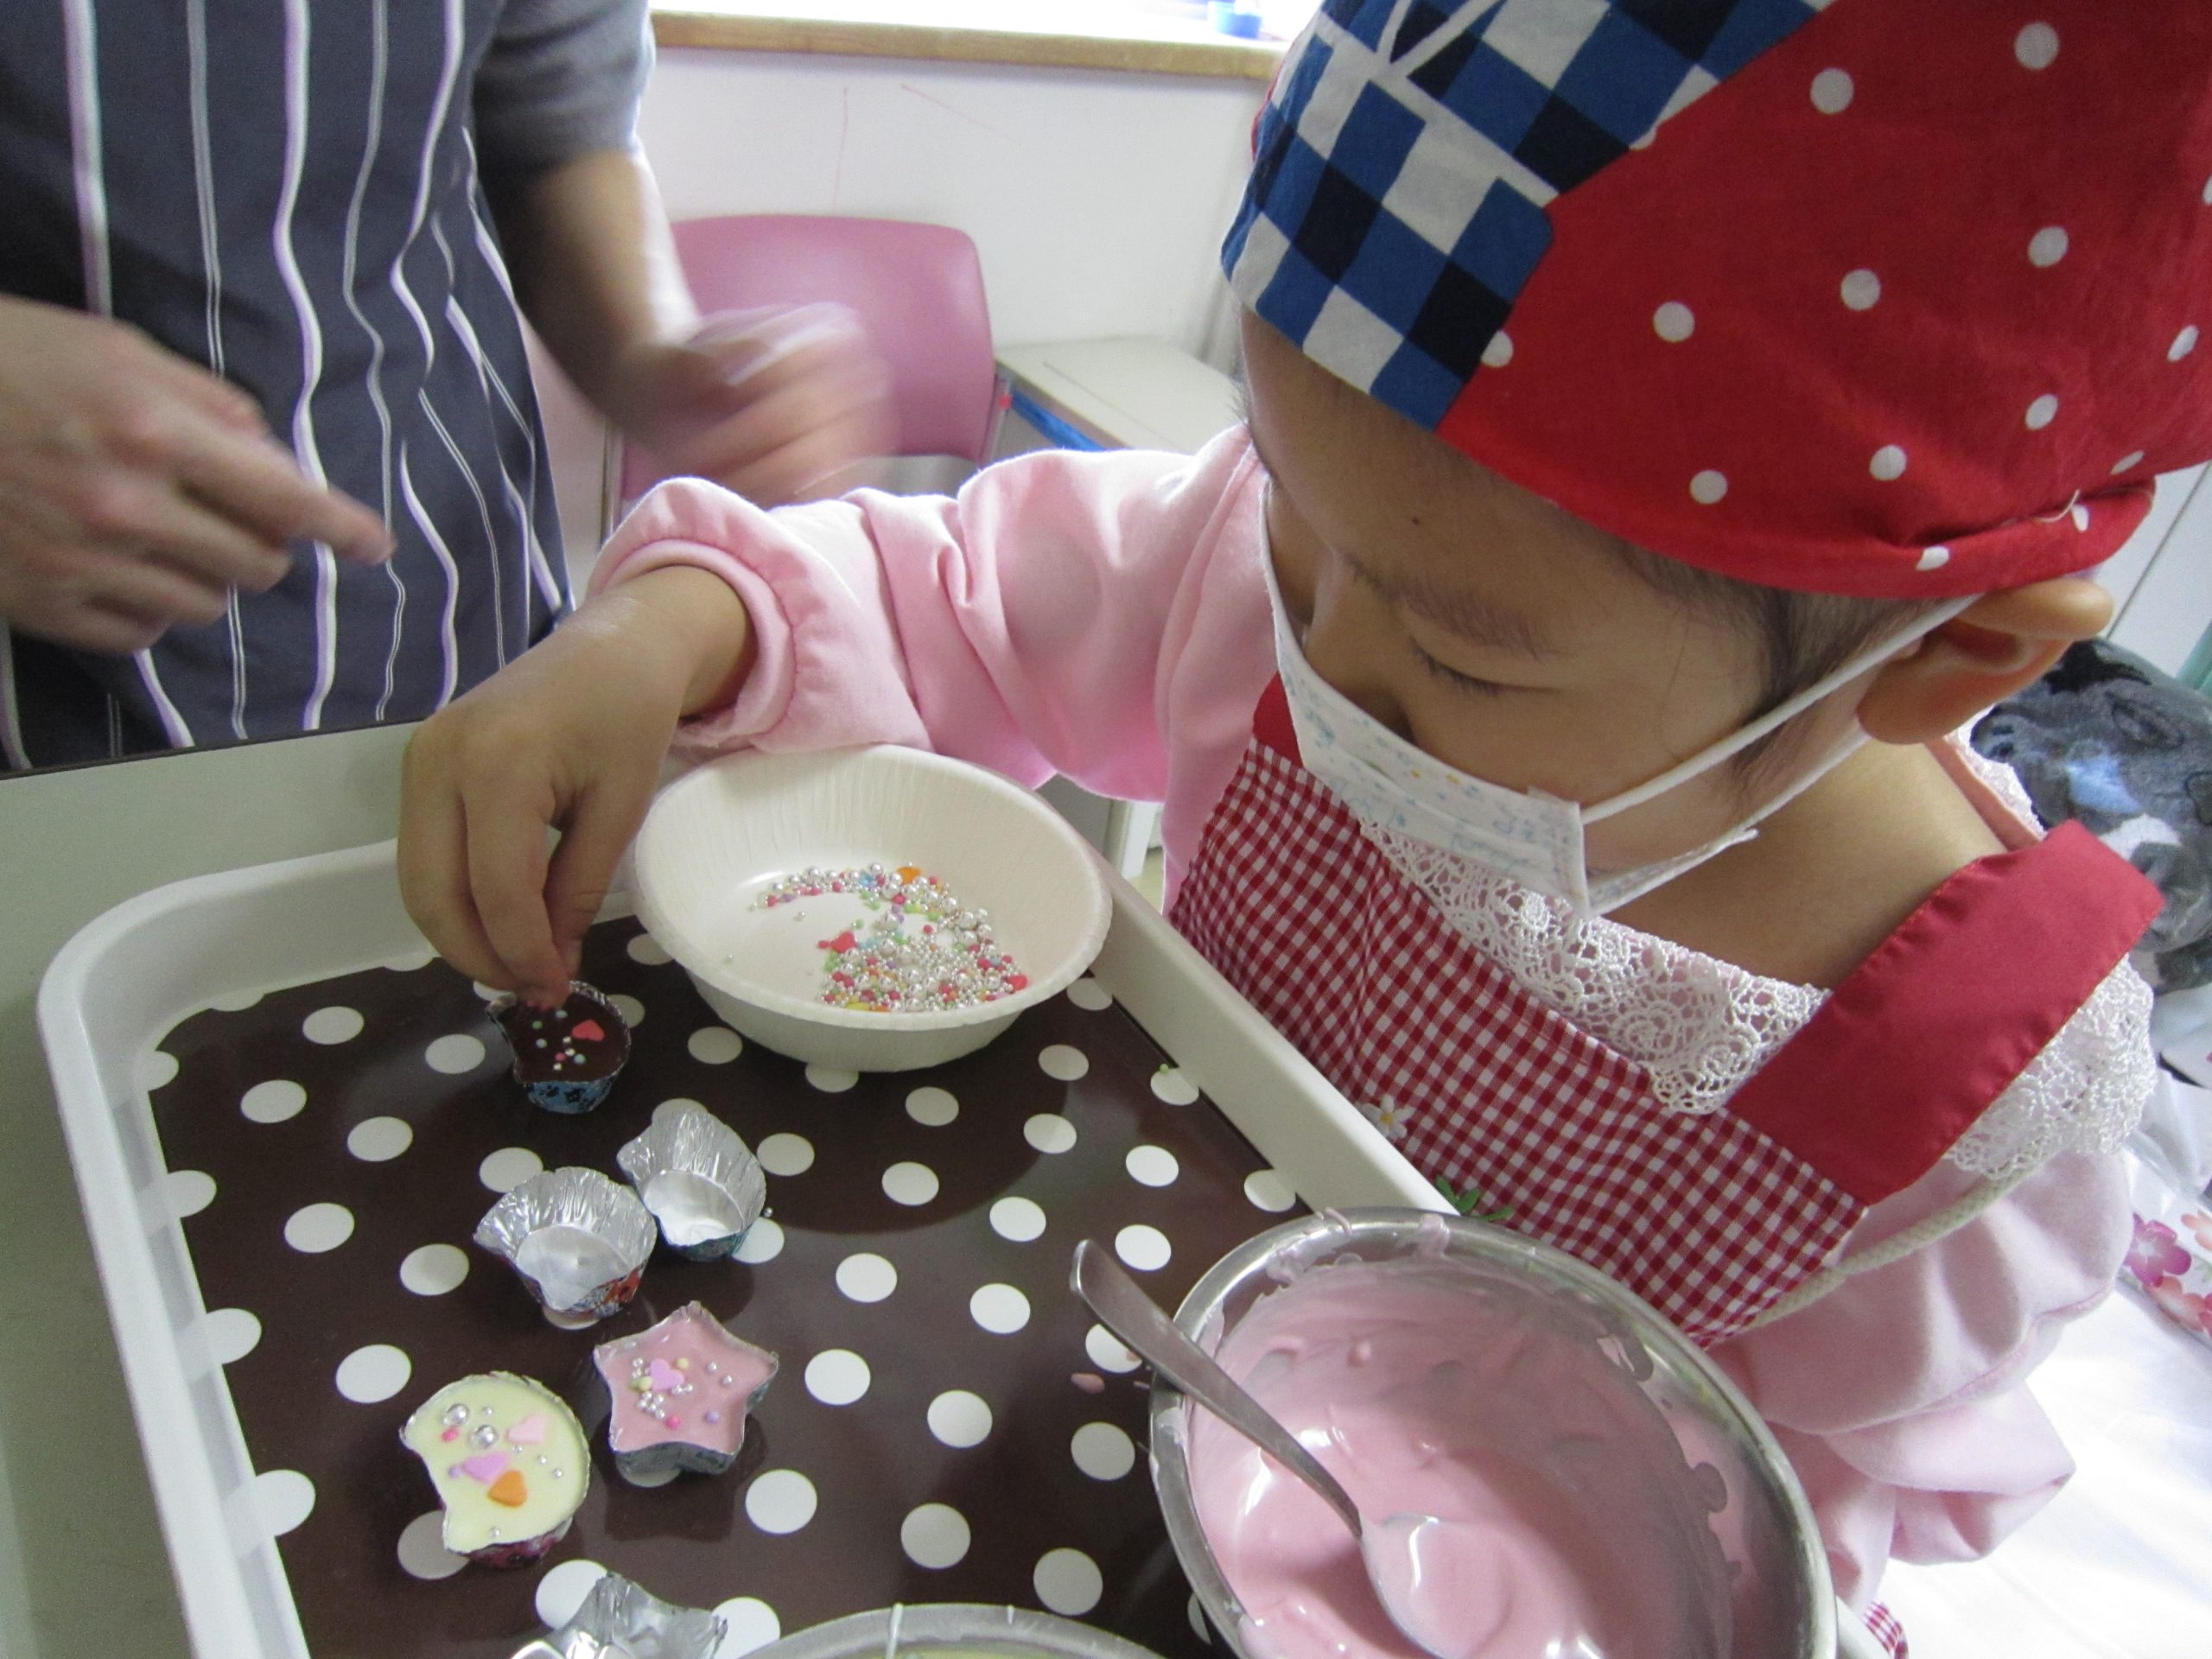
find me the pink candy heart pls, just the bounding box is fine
[505,1414,548,1446]
[458,1452,509,1484]
[570,1020,606,1043]
[648,1359,684,1393]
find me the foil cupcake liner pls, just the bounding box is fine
[474,1166,657,1321]
[399,1370,591,1568]
[516,1571,726,1659]
[490,981,632,1115]
[616,1104,768,1261]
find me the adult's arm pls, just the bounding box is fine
[474,0,887,505]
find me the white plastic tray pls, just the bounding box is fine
[37,839,1440,1659]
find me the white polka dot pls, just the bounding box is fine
[137,1049,180,1091]
[400,1243,469,1296]
[757,1133,816,1177]
[2171,325,2200,362]
[346,1116,412,1162]
[1125,1146,1179,1187]
[334,1344,411,1404]
[1689,469,1728,505]
[2028,226,2069,268]
[1071,1422,1137,1481]
[882,1161,940,1206]
[2025,394,2059,430]
[250,1470,315,1538]
[2112,450,2146,474]
[688,1026,744,1064]
[805,1065,858,1093]
[712,1599,782,1659]
[302,1006,364,1046]
[804,1349,872,1406]
[1065,978,1113,1012]
[621,1463,680,1489]
[201,1307,261,1365]
[969,1282,1031,1335]
[423,1034,486,1075]
[284,1202,354,1254]
[1038,1044,1090,1082]
[609,994,645,1028]
[1651,302,1694,342]
[1840,269,1881,311]
[2014,22,2059,69]
[1480,330,1513,369]
[836,1252,897,1302]
[396,1510,467,1581]
[1085,1325,1141,1374]
[1034,1548,1103,1617]
[1243,1169,1297,1212]
[1809,67,1853,114]
[989,1196,1047,1243]
[534,1559,609,1627]
[1189,1593,1211,1646]
[734,1218,785,1264]
[1150,1067,1199,1105]
[208,987,264,1012]
[745,1469,817,1534]
[241,1080,307,1124]
[906,1086,959,1127]
[478,1147,543,1192]
[901,1503,972,1569]
[1916,546,1952,572]
[1024,1113,1077,1154]
[928,1390,993,1449]
[627,932,672,964]
[1115,1224,1172,1273]
[1869,445,1909,481]
[652,1096,704,1126]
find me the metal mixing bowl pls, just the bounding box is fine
[1149,1210,1835,1659]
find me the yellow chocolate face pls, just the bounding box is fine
[399,1371,589,1554]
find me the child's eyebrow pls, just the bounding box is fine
[1344,550,1561,661]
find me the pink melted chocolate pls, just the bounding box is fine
[592,1300,776,1456]
[1188,1258,1732,1659]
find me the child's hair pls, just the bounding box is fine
[1611,544,1940,788]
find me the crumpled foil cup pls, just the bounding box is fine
[475,1166,657,1322]
[514,1571,725,1659]
[616,1103,768,1261]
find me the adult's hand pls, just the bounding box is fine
[610,304,896,508]
[0,296,393,653]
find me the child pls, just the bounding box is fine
[399,2,2210,1648]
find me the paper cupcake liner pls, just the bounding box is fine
[489,980,632,1115]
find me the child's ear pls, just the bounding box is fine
[1855,578,2113,744]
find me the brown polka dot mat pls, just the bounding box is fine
[147,917,1306,1659]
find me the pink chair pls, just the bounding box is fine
[617,214,1001,505]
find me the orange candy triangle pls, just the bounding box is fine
[486,1469,529,1508]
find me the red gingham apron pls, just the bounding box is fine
[1171,681,2160,1348]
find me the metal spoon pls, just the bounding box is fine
[1070,1241,1471,1659]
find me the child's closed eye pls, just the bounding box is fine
[1409,643,1511,697]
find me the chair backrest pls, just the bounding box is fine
[619,214,998,503]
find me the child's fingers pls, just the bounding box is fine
[395,766,516,994]
[462,777,570,1004]
[542,775,657,975]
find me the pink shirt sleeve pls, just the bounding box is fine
[588,429,1277,894]
[1708,1147,2131,1612]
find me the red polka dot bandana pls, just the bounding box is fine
[1224,0,2212,597]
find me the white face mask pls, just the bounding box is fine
[1265,554,1973,912]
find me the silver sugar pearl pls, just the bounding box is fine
[441,1404,469,1427]
[471,1425,499,1449]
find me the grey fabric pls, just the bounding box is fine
[0,0,647,768]
[1973,639,2212,989]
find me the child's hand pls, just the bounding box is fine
[397,568,753,1002]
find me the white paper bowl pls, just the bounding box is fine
[633,747,1111,1071]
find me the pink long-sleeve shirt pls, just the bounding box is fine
[592,429,2138,1615]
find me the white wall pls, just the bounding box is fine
[639,48,1263,359]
